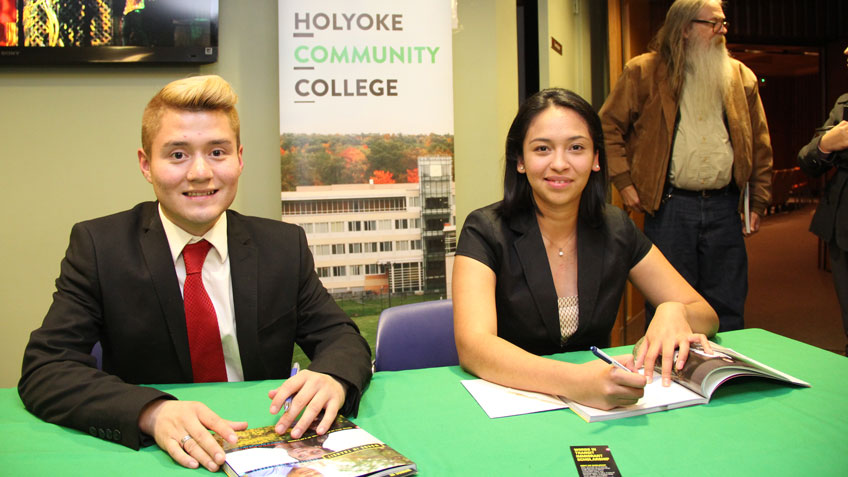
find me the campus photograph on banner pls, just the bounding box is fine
[279,0,455,312]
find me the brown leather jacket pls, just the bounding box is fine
[600,52,773,215]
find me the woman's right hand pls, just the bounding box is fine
[567,355,647,410]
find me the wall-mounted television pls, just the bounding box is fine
[0,0,218,65]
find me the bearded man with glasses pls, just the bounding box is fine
[600,0,773,332]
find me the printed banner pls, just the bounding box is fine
[279,1,453,134]
[279,0,455,297]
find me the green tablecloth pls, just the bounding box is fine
[2,329,846,476]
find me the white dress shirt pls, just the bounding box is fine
[158,205,244,381]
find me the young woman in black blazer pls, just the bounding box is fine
[453,89,719,411]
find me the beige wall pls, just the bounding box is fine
[538,0,594,100]
[0,70,182,388]
[453,0,519,232]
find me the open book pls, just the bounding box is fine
[564,342,810,422]
[463,342,809,422]
[214,415,416,477]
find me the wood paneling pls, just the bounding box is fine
[607,0,652,346]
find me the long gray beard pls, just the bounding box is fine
[681,37,732,118]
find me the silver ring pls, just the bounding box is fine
[180,434,193,448]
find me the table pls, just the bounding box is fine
[2,329,846,476]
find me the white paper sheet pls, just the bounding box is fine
[460,379,568,418]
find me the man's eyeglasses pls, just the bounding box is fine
[691,19,728,32]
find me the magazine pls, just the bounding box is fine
[214,415,416,477]
[564,342,810,422]
[463,342,809,423]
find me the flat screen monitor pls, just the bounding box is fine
[0,0,218,65]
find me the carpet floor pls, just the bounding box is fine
[744,202,846,355]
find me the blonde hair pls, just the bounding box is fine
[141,75,240,156]
[648,0,723,98]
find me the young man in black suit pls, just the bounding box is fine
[18,75,372,472]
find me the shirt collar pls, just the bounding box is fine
[158,204,229,264]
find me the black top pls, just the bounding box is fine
[456,202,652,355]
[798,93,848,250]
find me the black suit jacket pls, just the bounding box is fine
[455,203,652,356]
[798,93,848,251]
[18,202,371,449]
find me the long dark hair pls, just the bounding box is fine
[497,88,608,226]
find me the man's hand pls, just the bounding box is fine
[743,212,761,236]
[819,120,848,153]
[619,185,645,213]
[138,399,247,472]
[268,369,347,439]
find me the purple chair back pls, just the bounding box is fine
[91,341,103,370]
[374,299,458,371]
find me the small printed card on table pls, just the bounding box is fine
[570,446,622,477]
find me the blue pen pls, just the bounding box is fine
[589,346,632,373]
[283,362,300,413]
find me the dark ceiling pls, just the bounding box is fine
[728,44,821,77]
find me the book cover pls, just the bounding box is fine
[215,415,417,477]
[565,342,810,422]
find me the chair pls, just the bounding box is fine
[91,341,103,370]
[373,299,459,372]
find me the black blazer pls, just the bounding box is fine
[798,93,848,251]
[18,202,371,449]
[456,203,652,356]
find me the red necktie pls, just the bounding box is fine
[182,240,227,382]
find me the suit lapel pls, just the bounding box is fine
[138,203,193,380]
[572,218,604,343]
[227,211,263,380]
[510,213,562,348]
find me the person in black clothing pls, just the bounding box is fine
[797,45,848,356]
[452,88,718,412]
